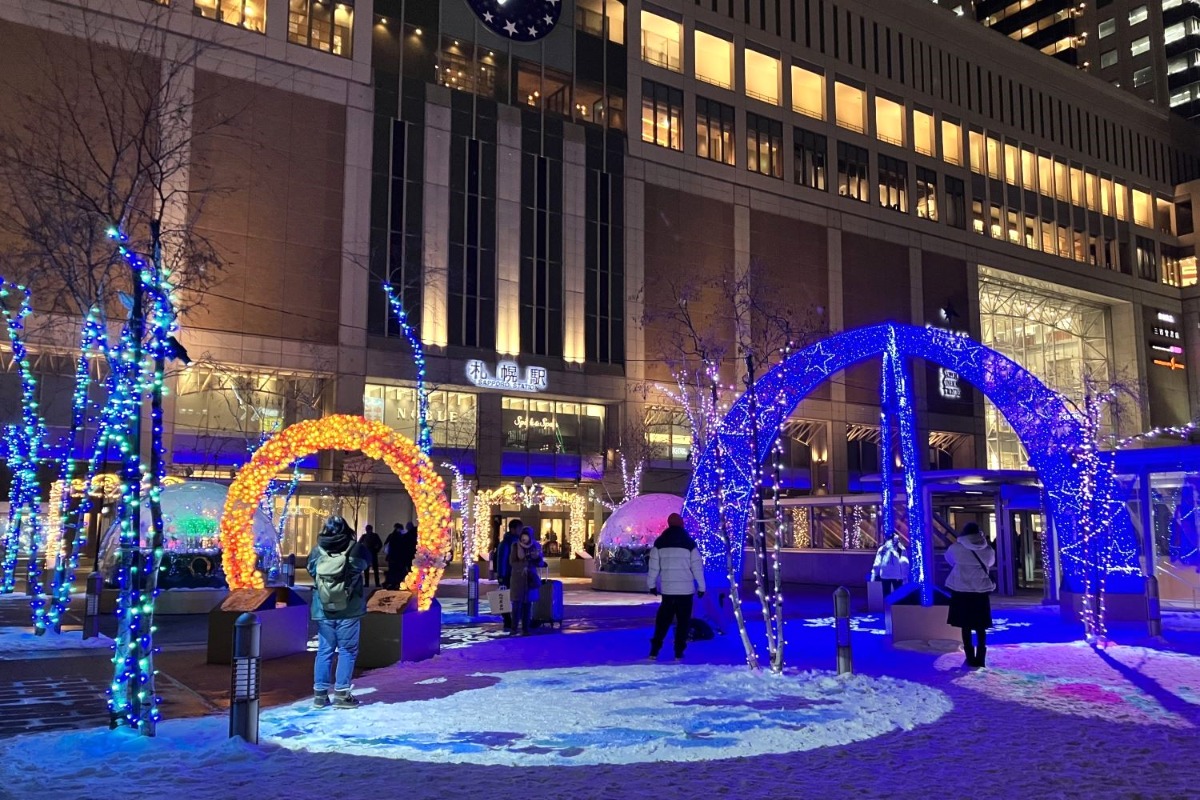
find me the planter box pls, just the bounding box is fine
[1059,589,1150,624]
[101,586,230,615]
[592,571,650,593]
[559,557,594,578]
[886,587,957,645]
[357,593,441,669]
[206,587,309,665]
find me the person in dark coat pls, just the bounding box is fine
[384,522,417,589]
[359,524,383,587]
[307,516,369,708]
[495,518,522,631]
[508,527,544,636]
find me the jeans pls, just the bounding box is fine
[314,617,361,692]
[651,594,694,658]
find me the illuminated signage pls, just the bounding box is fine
[927,324,966,400]
[1157,312,1177,324]
[1153,357,1185,371]
[466,360,549,393]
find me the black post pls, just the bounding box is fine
[834,586,853,674]
[229,612,261,744]
[283,553,296,587]
[82,571,103,640]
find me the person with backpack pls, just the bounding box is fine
[308,516,370,708]
[945,522,997,669]
[646,513,706,661]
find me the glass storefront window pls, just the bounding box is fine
[501,397,604,456]
[363,384,478,450]
[175,368,326,435]
[645,406,691,465]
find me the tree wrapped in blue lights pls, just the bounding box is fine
[684,323,1140,632]
[0,280,49,599]
[383,283,431,455]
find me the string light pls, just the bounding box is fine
[473,484,587,557]
[441,462,473,572]
[382,284,431,456]
[683,323,1140,613]
[220,415,451,609]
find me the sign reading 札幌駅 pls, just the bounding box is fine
[465,359,549,393]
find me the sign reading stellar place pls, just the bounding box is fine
[465,360,549,393]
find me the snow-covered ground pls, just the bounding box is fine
[0,626,111,660]
[4,605,1200,799]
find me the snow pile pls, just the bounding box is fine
[935,641,1200,728]
[801,614,1032,636]
[260,664,951,766]
[0,627,112,659]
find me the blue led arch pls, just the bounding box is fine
[682,323,1139,597]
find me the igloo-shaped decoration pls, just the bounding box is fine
[98,481,279,589]
[596,493,682,575]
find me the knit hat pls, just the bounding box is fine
[667,513,685,528]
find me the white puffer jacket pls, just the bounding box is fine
[647,526,706,596]
[945,533,996,593]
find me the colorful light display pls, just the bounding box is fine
[473,483,588,558]
[220,415,451,610]
[683,323,1140,600]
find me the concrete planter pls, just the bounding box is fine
[1059,589,1150,624]
[357,592,441,669]
[592,571,650,592]
[885,587,956,645]
[559,557,594,578]
[206,587,309,664]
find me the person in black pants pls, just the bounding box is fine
[359,524,383,587]
[646,514,707,661]
[495,518,523,631]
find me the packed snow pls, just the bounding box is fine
[261,664,950,765]
[0,626,112,659]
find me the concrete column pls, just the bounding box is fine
[827,224,846,493]
[265,0,287,41]
[475,393,504,487]
[562,130,587,364]
[422,99,451,348]
[624,169,646,387]
[1182,290,1200,422]
[495,107,521,356]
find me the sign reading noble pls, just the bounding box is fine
[466,359,549,392]
[464,0,562,43]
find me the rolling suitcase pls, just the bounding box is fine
[531,579,564,629]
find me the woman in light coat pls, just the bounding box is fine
[945,522,996,668]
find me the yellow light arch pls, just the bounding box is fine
[219,415,451,610]
[472,484,587,557]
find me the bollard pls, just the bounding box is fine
[834,586,853,675]
[229,612,262,744]
[466,561,479,617]
[282,553,295,588]
[82,572,103,640]
[1146,575,1162,637]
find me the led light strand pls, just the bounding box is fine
[382,284,431,455]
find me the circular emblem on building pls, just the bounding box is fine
[464,0,562,43]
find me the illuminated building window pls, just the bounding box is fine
[437,40,499,98]
[1101,177,1115,216]
[791,63,825,120]
[1069,166,1085,207]
[645,406,691,465]
[1053,160,1069,202]
[1131,36,1151,57]
[1136,236,1158,281]
[746,112,783,178]
[913,109,934,156]
[364,385,478,450]
[985,136,1001,180]
[1020,149,1036,192]
[288,0,353,56]
[1133,188,1153,227]
[1100,49,1118,69]
[502,398,605,458]
[1134,66,1154,87]
[1004,143,1019,187]
[175,369,327,437]
[794,127,827,190]
[1098,18,1116,39]
[194,0,265,32]
[874,95,905,147]
[971,198,985,234]
[878,155,908,213]
[641,10,682,72]
[1086,172,1101,212]
[1115,182,1129,220]
[641,80,683,150]
[576,0,625,45]
[695,30,734,89]
[941,119,962,166]
[696,96,736,166]
[745,48,782,105]
[968,129,984,174]
[1129,5,1148,25]
[916,167,937,221]
[834,81,866,133]
[837,142,869,202]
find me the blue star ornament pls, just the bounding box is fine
[466,0,561,43]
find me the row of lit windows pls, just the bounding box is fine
[192,0,354,57]
[636,11,1181,230]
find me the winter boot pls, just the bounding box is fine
[962,644,976,669]
[975,645,987,668]
[332,689,360,709]
[313,690,330,708]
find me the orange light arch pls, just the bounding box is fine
[219,415,451,610]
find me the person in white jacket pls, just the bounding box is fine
[945,522,996,668]
[647,513,706,661]
[871,536,909,596]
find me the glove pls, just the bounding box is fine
[697,591,705,599]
